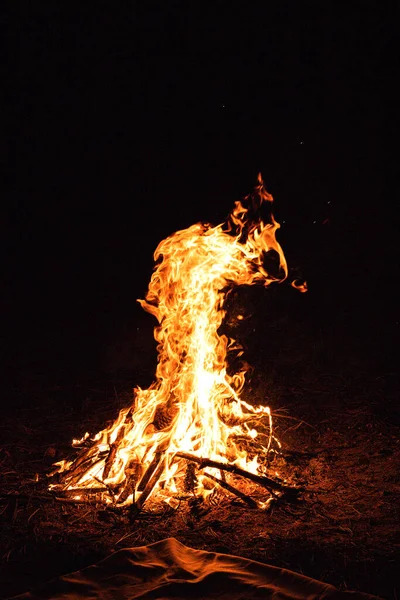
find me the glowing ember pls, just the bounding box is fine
[49,175,303,508]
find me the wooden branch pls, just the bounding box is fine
[204,473,258,508]
[55,497,103,505]
[63,455,107,489]
[117,461,141,505]
[92,476,116,502]
[174,452,301,495]
[67,446,100,476]
[117,478,135,505]
[102,409,134,480]
[62,486,109,496]
[135,456,166,510]
[137,439,169,492]
[103,428,126,481]
[137,451,163,491]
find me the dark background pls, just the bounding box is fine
[3,2,398,393]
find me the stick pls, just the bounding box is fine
[55,497,103,505]
[117,477,135,505]
[117,461,141,504]
[62,486,109,496]
[103,408,134,480]
[135,456,166,510]
[92,476,116,502]
[66,446,99,476]
[63,455,107,489]
[137,439,168,492]
[137,451,163,491]
[204,473,258,508]
[174,452,301,495]
[103,427,126,481]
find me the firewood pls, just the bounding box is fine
[62,487,109,496]
[117,461,141,504]
[103,427,126,481]
[117,478,135,505]
[63,455,107,489]
[67,445,100,475]
[174,452,302,496]
[135,456,166,510]
[102,408,134,481]
[137,451,163,492]
[204,473,258,508]
[55,497,103,505]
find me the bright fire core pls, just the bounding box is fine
[50,175,302,508]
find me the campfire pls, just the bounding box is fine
[49,175,305,511]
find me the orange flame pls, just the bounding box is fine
[50,175,297,507]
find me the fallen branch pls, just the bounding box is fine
[204,473,258,508]
[174,452,302,496]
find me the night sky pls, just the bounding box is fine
[3,3,397,387]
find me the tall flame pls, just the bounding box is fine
[50,175,292,507]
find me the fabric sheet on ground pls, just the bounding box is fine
[10,537,380,600]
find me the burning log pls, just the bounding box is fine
[49,175,306,511]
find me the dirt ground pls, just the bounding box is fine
[1,287,399,599]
